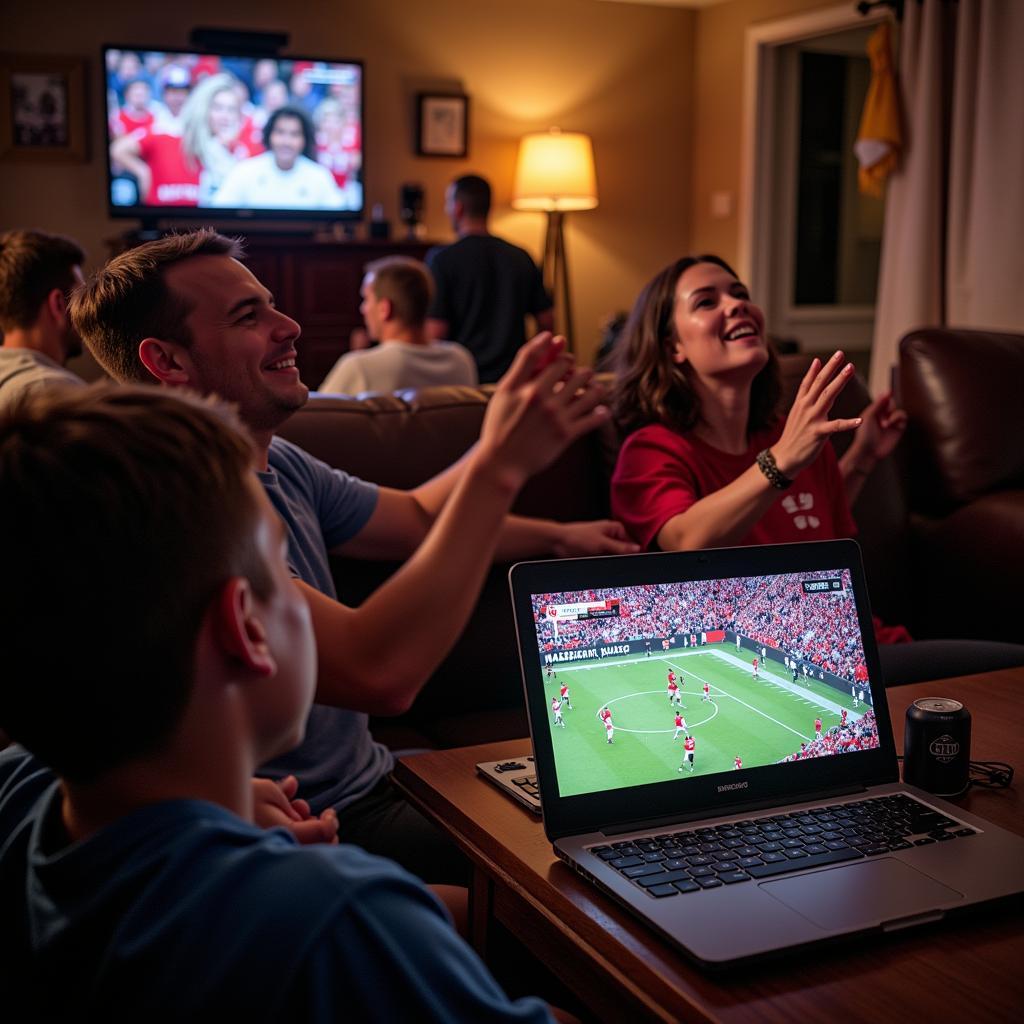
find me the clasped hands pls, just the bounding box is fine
[252,775,339,845]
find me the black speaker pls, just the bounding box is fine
[400,184,424,230]
[189,27,288,56]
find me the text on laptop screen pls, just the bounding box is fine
[529,569,880,798]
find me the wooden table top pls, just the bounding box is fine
[393,667,1024,1023]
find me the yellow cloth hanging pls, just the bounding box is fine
[854,21,902,198]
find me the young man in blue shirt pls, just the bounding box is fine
[0,384,561,1021]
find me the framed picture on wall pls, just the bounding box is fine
[0,53,88,162]
[416,92,468,158]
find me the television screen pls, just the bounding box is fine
[103,46,363,220]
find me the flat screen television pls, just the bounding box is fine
[102,45,364,223]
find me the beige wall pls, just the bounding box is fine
[689,0,842,266]
[0,0,695,367]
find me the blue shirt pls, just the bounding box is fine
[0,748,553,1023]
[257,436,391,812]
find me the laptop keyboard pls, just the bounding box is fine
[590,793,977,898]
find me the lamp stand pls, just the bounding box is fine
[541,210,573,350]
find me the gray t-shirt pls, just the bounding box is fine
[0,348,84,412]
[318,340,478,394]
[256,436,388,813]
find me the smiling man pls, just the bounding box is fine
[212,106,343,210]
[70,228,636,886]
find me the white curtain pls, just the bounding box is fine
[869,0,1024,396]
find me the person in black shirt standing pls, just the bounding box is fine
[426,175,553,382]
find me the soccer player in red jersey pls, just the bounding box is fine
[752,656,759,679]
[701,680,711,702]
[733,755,743,770]
[678,735,696,772]
[672,712,687,740]
[814,717,822,738]
[559,682,573,710]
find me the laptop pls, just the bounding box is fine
[508,539,1024,968]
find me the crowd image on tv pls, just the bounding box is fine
[531,571,869,683]
[105,49,363,212]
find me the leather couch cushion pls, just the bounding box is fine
[900,329,1024,511]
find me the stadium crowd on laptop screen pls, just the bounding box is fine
[530,569,881,799]
[103,46,363,219]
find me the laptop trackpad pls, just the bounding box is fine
[761,859,964,931]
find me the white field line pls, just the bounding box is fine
[593,689,719,734]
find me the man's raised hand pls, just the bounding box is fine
[479,332,610,490]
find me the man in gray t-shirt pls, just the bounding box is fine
[71,229,639,886]
[319,255,477,394]
[0,230,86,411]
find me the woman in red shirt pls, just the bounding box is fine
[611,254,906,555]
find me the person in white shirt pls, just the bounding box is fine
[0,230,86,412]
[319,256,478,394]
[212,105,348,210]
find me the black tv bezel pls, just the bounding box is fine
[101,42,365,224]
[509,540,898,843]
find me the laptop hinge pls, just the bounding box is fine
[598,783,867,837]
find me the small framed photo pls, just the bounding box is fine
[0,53,88,163]
[416,92,468,158]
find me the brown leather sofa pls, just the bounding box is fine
[277,336,1022,748]
[896,328,1024,643]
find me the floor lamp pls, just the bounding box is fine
[512,129,598,351]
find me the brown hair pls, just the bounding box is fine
[0,383,272,782]
[611,255,781,438]
[0,230,85,331]
[70,228,242,383]
[365,255,434,328]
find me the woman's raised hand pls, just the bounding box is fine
[772,351,862,480]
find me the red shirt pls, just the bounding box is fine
[114,107,155,136]
[612,421,912,645]
[685,738,695,752]
[612,421,856,551]
[136,132,199,206]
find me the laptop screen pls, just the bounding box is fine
[528,567,881,799]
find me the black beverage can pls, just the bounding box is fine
[903,698,971,796]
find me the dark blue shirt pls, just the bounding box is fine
[0,747,553,1023]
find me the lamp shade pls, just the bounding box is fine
[512,129,598,212]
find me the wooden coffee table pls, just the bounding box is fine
[392,667,1024,1023]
